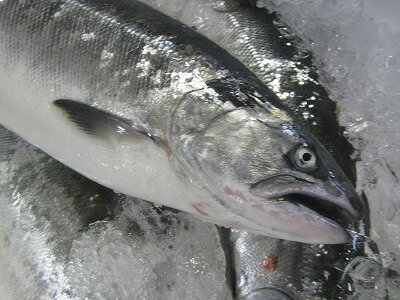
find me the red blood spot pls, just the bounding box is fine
[264,255,279,271]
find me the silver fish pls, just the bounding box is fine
[0,0,363,243]
[0,124,228,299]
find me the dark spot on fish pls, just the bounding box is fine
[386,268,400,281]
[191,25,197,31]
[168,245,174,249]
[145,214,158,228]
[264,255,279,271]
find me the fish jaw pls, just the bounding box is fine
[235,177,365,243]
[251,169,364,219]
[218,184,349,244]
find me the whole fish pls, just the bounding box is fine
[0,0,364,243]
[0,125,228,299]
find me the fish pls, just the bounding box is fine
[0,0,364,243]
[0,124,228,299]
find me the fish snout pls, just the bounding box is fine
[325,178,365,221]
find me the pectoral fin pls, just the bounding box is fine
[53,98,161,151]
[54,99,140,139]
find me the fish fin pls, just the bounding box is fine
[54,99,148,142]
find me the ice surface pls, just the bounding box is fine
[257,0,400,274]
[65,198,228,299]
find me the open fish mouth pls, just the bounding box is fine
[279,193,355,227]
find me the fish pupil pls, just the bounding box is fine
[303,152,312,162]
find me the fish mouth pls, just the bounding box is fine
[279,193,355,227]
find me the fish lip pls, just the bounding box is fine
[280,192,356,227]
[250,178,364,223]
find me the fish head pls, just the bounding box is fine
[246,122,364,243]
[170,80,364,244]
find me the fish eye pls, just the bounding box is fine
[292,146,318,171]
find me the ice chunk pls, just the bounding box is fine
[66,197,228,299]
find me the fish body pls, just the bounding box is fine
[231,228,392,299]
[0,0,363,243]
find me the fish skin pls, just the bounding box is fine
[0,0,363,243]
[241,289,295,300]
